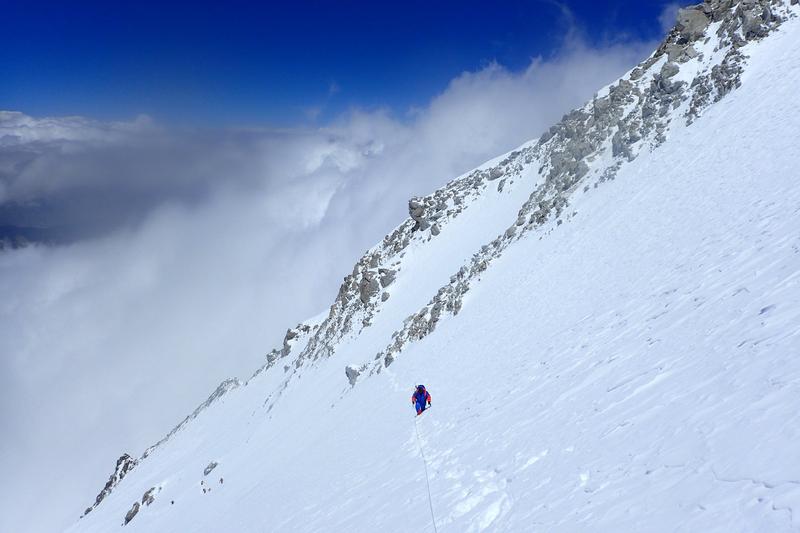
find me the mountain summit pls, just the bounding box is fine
[70,1,800,531]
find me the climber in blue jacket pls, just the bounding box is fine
[412,385,432,415]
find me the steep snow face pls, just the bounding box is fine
[69,2,800,532]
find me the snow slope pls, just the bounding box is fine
[69,2,800,532]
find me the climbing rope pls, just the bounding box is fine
[414,416,439,533]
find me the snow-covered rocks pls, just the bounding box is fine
[203,461,218,476]
[141,487,156,506]
[81,453,137,517]
[358,271,381,304]
[345,364,369,386]
[123,502,138,526]
[408,198,430,231]
[378,268,396,287]
[122,487,158,526]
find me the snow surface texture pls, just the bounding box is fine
[70,2,800,531]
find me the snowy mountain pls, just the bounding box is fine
[68,1,800,531]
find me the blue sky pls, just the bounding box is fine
[2,0,689,125]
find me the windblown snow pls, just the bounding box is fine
[69,2,800,532]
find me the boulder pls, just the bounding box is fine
[488,167,504,180]
[575,161,590,179]
[141,487,156,506]
[203,462,218,476]
[742,10,767,39]
[566,140,593,159]
[676,7,710,41]
[593,96,611,118]
[629,67,645,81]
[408,199,425,218]
[378,268,396,288]
[611,129,631,159]
[666,43,700,63]
[359,272,380,304]
[661,62,680,79]
[281,329,297,357]
[408,197,430,231]
[124,502,139,526]
[345,365,361,386]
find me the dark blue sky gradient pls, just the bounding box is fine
[1,0,691,125]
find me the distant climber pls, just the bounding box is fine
[412,385,432,415]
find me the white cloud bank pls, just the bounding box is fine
[0,34,656,533]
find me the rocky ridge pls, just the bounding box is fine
[80,0,797,517]
[285,0,795,383]
[80,454,137,518]
[79,379,240,518]
[365,0,795,375]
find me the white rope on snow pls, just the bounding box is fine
[415,415,439,533]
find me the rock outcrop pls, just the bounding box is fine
[123,502,139,525]
[358,271,381,304]
[378,268,396,288]
[82,453,138,517]
[121,487,158,526]
[345,365,366,386]
[141,487,156,506]
[203,462,218,476]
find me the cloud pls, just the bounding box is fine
[659,2,683,35]
[0,110,153,145]
[0,31,657,533]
